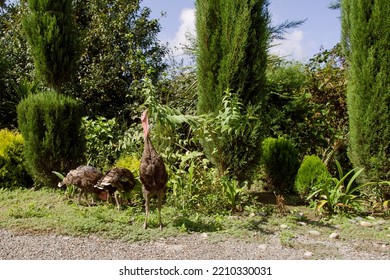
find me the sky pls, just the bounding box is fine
[141,0,341,63]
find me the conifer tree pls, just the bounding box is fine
[22,0,79,91]
[18,0,85,186]
[196,0,270,181]
[342,0,390,181]
[196,0,269,113]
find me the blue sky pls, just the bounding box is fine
[142,0,341,62]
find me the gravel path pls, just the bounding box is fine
[1,229,389,260]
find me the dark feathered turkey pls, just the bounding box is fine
[94,167,136,210]
[58,165,104,205]
[140,109,168,229]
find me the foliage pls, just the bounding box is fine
[143,78,262,182]
[199,90,263,181]
[267,45,348,162]
[165,149,230,215]
[262,137,300,194]
[68,0,167,126]
[196,0,270,113]
[17,91,85,187]
[0,129,33,189]
[195,0,269,182]
[221,175,244,212]
[266,61,320,156]
[82,116,121,171]
[0,3,35,129]
[1,78,39,130]
[295,155,331,198]
[22,0,80,91]
[342,0,390,187]
[307,161,383,215]
[115,154,141,179]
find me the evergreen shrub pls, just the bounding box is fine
[262,137,300,194]
[17,91,85,186]
[295,155,331,198]
[0,129,33,189]
[343,0,390,186]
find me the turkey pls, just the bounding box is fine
[94,167,136,210]
[140,109,168,229]
[58,165,104,205]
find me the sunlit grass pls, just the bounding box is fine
[0,187,388,246]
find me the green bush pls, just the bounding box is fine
[295,155,331,198]
[17,91,85,187]
[262,137,300,194]
[83,116,122,171]
[0,129,33,189]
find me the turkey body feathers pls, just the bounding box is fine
[139,109,168,229]
[58,165,103,205]
[140,137,168,193]
[96,167,135,192]
[94,167,136,210]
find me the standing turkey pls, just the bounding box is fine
[58,165,104,205]
[94,167,136,210]
[140,109,168,229]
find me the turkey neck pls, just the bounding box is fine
[143,135,158,159]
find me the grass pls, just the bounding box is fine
[0,187,389,248]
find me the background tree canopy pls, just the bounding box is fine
[0,0,168,129]
[69,0,168,126]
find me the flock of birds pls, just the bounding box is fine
[58,109,168,230]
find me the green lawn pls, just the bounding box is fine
[0,187,389,247]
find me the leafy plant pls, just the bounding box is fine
[83,116,121,171]
[295,155,331,197]
[0,129,33,189]
[262,137,300,194]
[143,77,262,181]
[221,176,244,212]
[307,161,382,215]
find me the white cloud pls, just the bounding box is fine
[270,29,308,61]
[170,8,196,56]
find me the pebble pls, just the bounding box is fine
[377,220,386,225]
[308,230,321,236]
[201,233,208,239]
[304,251,313,258]
[297,222,307,226]
[329,232,340,239]
[360,221,373,227]
[355,216,364,221]
[258,244,267,251]
[367,216,376,220]
[280,224,288,229]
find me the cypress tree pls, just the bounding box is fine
[18,0,85,187]
[22,0,79,91]
[342,0,390,181]
[196,0,222,114]
[196,0,270,181]
[196,0,269,113]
